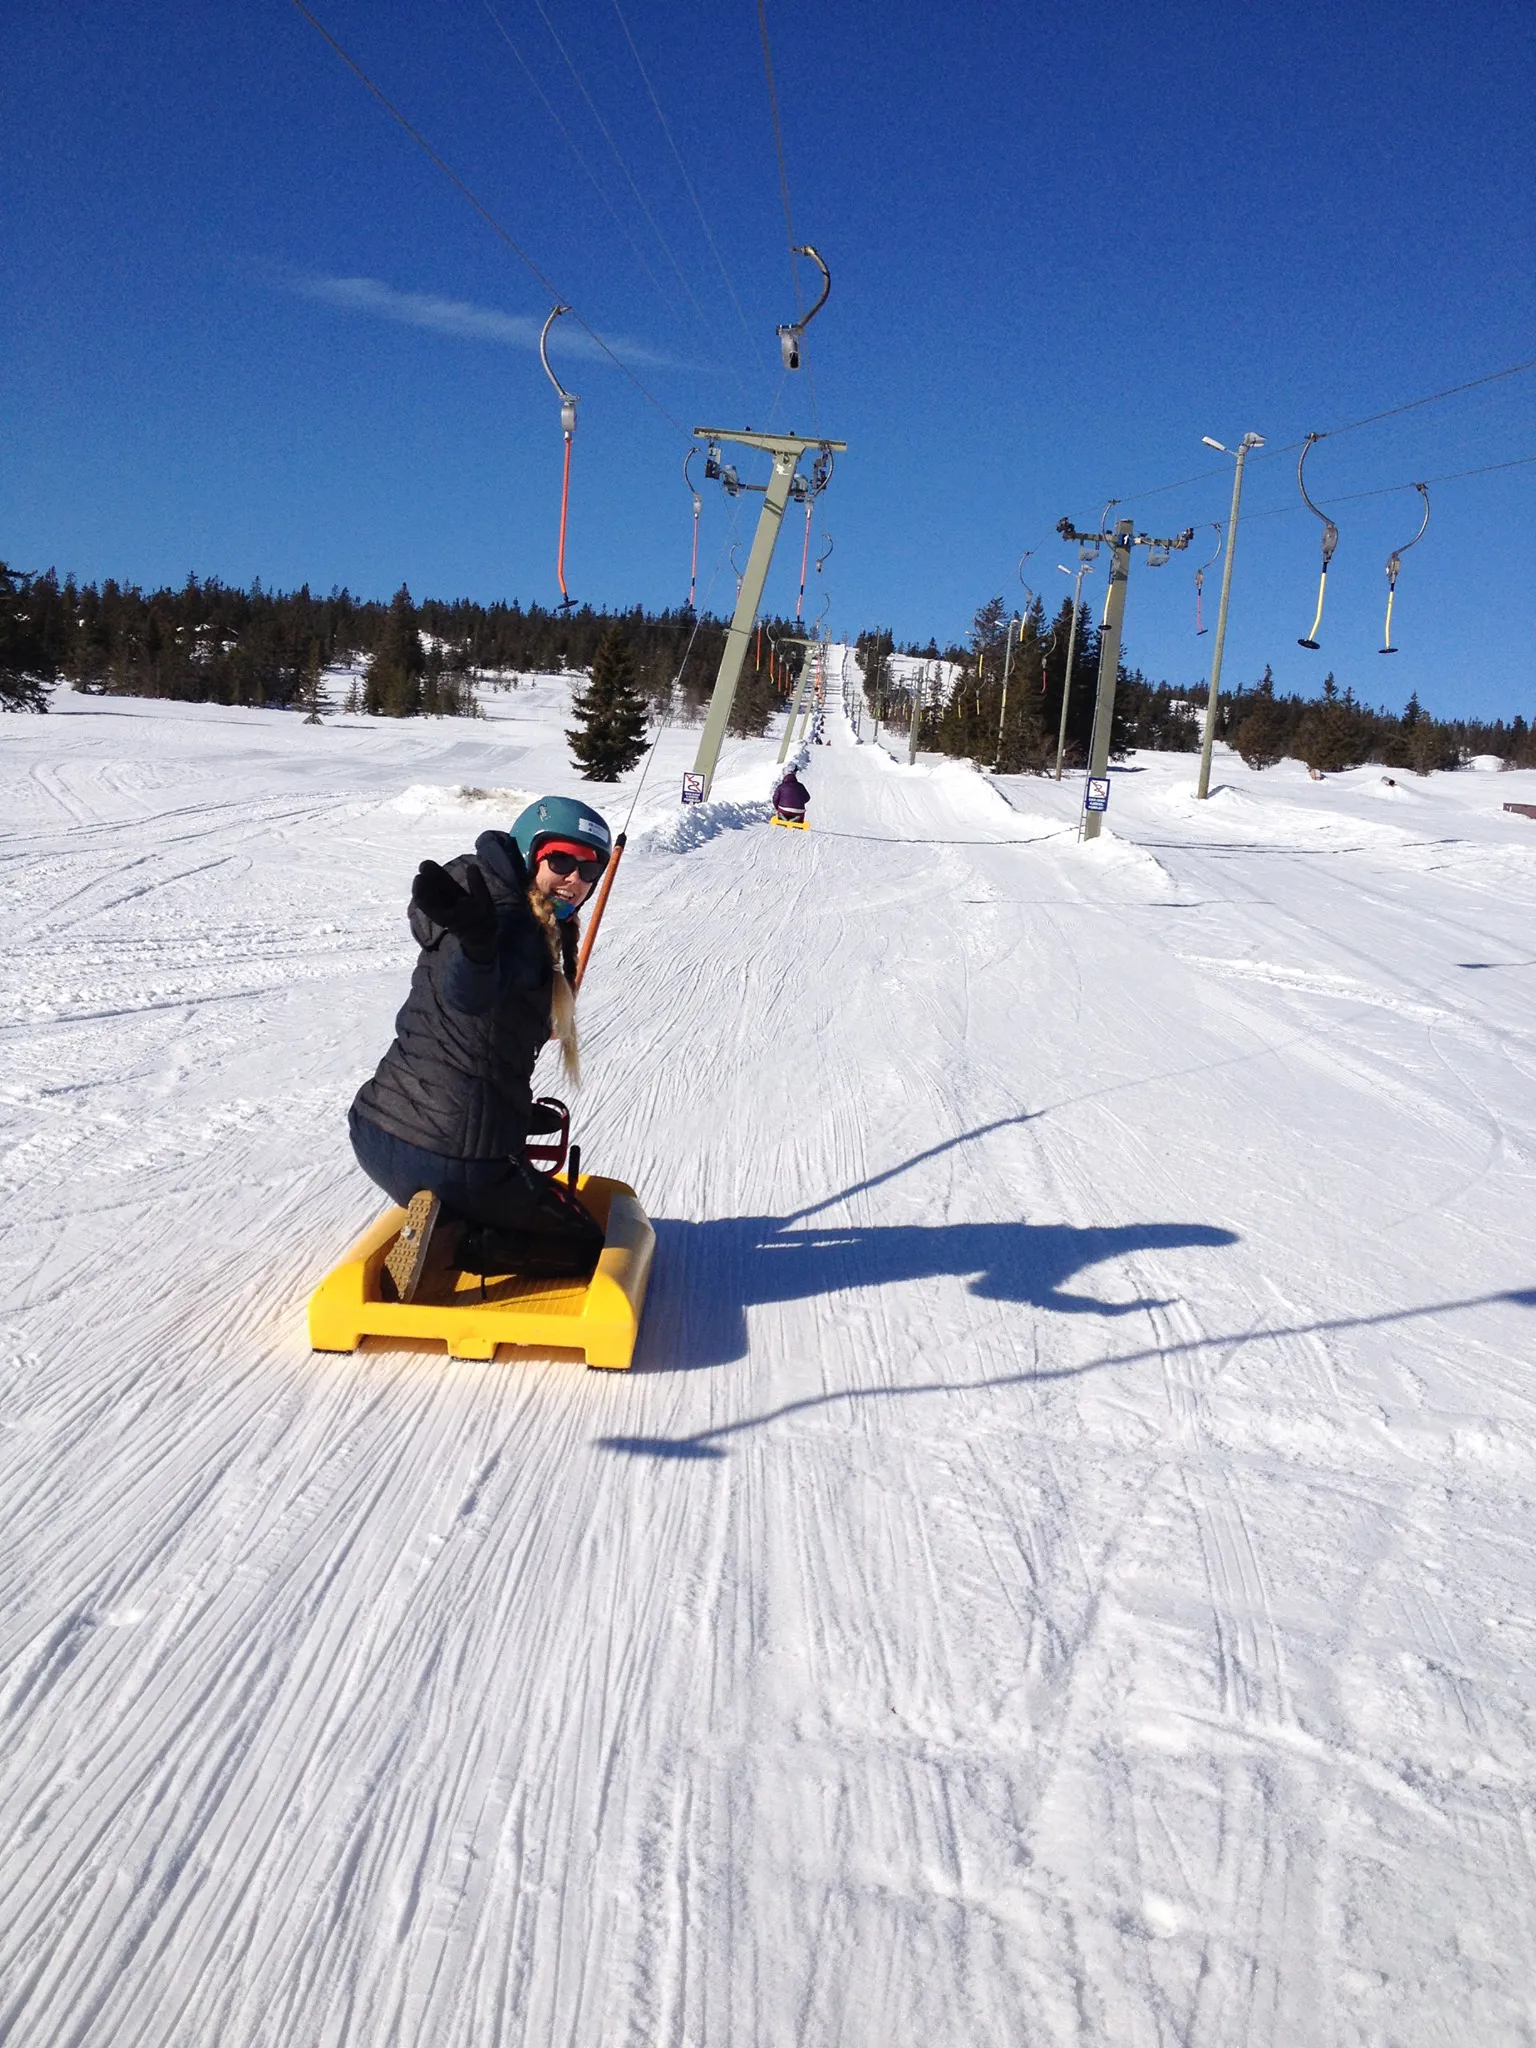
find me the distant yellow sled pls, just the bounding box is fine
[770,813,810,830]
[308,1175,654,1371]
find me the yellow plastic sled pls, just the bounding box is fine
[770,813,810,830]
[308,1175,655,1371]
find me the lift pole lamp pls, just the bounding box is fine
[1195,431,1264,801]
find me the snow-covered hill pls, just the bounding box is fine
[3,661,1535,2044]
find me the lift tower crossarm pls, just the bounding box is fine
[693,428,847,458]
[689,427,847,800]
[1056,519,1195,554]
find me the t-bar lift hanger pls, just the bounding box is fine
[683,447,702,611]
[540,305,579,612]
[782,448,834,620]
[1194,524,1224,635]
[1296,433,1337,648]
[1380,483,1430,654]
[777,245,831,370]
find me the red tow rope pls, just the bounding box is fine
[574,834,626,994]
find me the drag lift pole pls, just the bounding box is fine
[1380,482,1430,654]
[684,448,702,610]
[1296,433,1337,648]
[540,305,580,611]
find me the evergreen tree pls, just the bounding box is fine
[1407,718,1459,775]
[567,623,650,779]
[303,641,325,724]
[1232,667,1289,769]
[0,562,57,711]
[993,604,1050,772]
[1295,673,1374,772]
[970,595,1009,661]
[728,659,778,737]
[858,629,893,725]
[364,585,424,717]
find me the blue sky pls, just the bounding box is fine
[5,0,1533,720]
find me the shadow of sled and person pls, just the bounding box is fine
[634,1211,1239,1375]
[609,1198,1536,1458]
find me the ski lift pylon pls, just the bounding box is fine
[540,305,579,611]
[1380,483,1430,654]
[1296,433,1338,648]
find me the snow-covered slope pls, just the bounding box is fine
[3,663,1535,2044]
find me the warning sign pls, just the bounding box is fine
[681,772,706,805]
[1084,777,1111,813]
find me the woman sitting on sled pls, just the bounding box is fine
[349,796,611,1298]
[772,767,809,823]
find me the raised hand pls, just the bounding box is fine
[411,860,497,962]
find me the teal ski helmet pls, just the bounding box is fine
[511,795,613,873]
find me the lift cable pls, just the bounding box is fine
[617,520,737,833]
[755,0,821,431]
[520,0,749,402]
[287,0,688,433]
[756,0,799,294]
[1236,448,1536,521]
[608,0,769,381]
[478,0,672,316]
[1110,351,1536,509]
[573,514,745,980]
[987,380,1536,628]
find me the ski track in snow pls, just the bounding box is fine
[2,674,1536,2044]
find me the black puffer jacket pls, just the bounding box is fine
[352,830,569,1159]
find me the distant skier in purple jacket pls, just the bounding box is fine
[772,769,809,822]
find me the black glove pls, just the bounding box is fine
[412,859,498,963]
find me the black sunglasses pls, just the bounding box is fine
[541,850,607,883]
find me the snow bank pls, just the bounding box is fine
[390,783,533,817]
[633,795,771,855]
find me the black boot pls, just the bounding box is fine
[459,1176,605,1281]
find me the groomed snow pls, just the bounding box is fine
[2,659,1535,2045]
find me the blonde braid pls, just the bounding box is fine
[527,887,581,1085]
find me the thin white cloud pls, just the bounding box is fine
[285,271,682,371]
